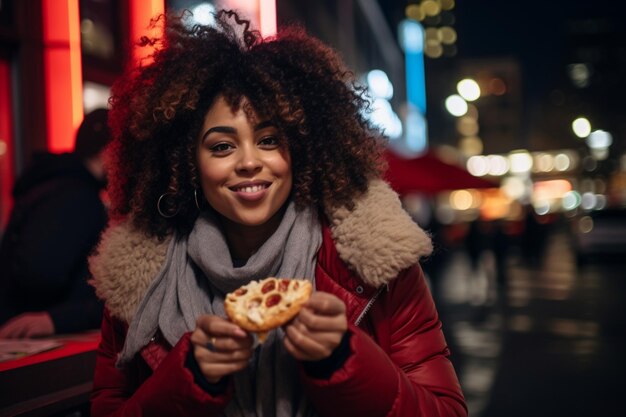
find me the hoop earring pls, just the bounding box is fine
[194,188,203,211]
[157,193,179,218]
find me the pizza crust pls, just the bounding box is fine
[224,277,312,342]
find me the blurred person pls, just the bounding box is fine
[0,108,110,338]
[88,10,466,417]
[492,219,509,288]
[521,205,548,266]
[465,217,489,272]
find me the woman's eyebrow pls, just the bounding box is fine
[254,120,275,131]
[201,121,274,142]
[201,126,236,142]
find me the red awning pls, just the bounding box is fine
[384,150,498,196]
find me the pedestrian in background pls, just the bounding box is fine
[89,10,466,417]
[0,108,110,338]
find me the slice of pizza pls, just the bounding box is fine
[224,277,313,343]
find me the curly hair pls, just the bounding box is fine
[106,10,387,238]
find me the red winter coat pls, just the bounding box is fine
[89,180,467,417]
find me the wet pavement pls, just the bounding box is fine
[430,225,626,417]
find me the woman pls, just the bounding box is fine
[89,10,466,417]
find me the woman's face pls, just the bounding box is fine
[196,96,292,227]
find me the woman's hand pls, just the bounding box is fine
[283,292,347,361]
[190,315,253,383]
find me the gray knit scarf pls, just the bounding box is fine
[118,201,322,417]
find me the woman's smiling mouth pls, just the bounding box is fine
[229,181,271,201]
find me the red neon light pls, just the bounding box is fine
[128,0,165,67]
[259,0,276,37]
[42,0,83,153]
[0,60,14,229]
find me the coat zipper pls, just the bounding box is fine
[354,285,387,326]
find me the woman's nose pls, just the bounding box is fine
[236,145,262,173]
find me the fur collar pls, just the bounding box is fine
[89,179,432,323]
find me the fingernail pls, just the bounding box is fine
[233,327,247,337]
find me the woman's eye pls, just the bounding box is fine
[259,136,279,148]
[209,142,234,153]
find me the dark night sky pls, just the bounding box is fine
[381,0,626,99]
[452,0,626,99]
[379,0,626,152]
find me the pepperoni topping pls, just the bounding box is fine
[266,294,282,307]
[262,280,276,294]
[234,288,247,296]
[279,279,290,292]
[293,282,300,290]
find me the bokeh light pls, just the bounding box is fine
[509,151,533,174]
[459,136,483,156]
[445,94,468,116]
[572,117,591,138]
[457,79,481,101]
[467,155,489,176]
[439,26,457,44]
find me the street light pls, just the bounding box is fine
[457,78,480,101]
[572,117,591,138]
[445,94,468,117]
[586,129,613,160]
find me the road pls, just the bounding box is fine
[431,225,626,417]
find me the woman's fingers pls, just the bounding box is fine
[284,331,316,360]
[284,320,337,360]
[283,292,348,361]
[304,292,347,317]
[296,306,346,332]
[191,314,253,383]
[195,314,248,340]
[193,344,253,363]
[191,330,252,352]
[192,315,251,349]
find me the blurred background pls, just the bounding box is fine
[1,1,625,416]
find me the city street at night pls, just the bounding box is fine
[434,223,626,417]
